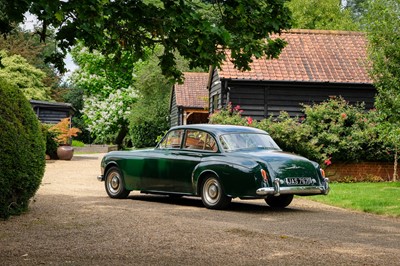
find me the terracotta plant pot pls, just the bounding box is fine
[57,145,74,160]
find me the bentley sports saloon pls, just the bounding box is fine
[98,124,329,209]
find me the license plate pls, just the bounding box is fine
[285,177,312,185]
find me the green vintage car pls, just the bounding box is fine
[98,124,329,209]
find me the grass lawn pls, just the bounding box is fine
[308,182,400,217]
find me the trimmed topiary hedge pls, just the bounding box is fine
[0,78,46,219]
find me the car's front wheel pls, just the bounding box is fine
[265,194,293,208]
[105,167,130,199]
[201,175,231,209]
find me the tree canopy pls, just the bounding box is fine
[129,46,173,148]
[343,0,369,25]
[70,43,137,145]
[0,27,62,95]
[287,0,359,31]
[365,0,400,123]
[1,0,292,79]
[365,0,400,180]
[0,50,51,100]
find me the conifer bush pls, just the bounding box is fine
[0,78,46,219]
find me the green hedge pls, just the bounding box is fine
[0,78,46,219]
[41,124,59,159]
[131,120,169,148]
[129,97,169,149]
[209,97,393,165]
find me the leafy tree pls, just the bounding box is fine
[365,0,400,181]
[343,0,369,25]
[70,43,137,145]
[0,50,51,100]
[0,27,62,93]
[1,0,291,79]
[0,1,27,37]
[129,47,173,148]
[62,85,92,144]
[129,45,209,148]
[287,0,359,30]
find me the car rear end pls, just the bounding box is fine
[253,151,330,197]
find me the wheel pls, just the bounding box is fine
[265,194,293,208]
[201,175,231,209]
[105,167,130,199]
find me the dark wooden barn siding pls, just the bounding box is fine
[33,108,70,124]
[266,83,375,117]
[170,88,180,127]
[222,80,375,119]
[30,101,74,124]
[209,69,223,112]
[227,85,265,120]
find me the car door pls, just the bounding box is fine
[166,130,218,193]
[140,129,184,191]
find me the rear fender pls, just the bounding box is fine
[192,162,224,196]
[192,161,258,197]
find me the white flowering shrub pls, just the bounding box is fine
[82,87,136,143]
[70,43,137,144]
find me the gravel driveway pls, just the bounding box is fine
[1,153,400,265]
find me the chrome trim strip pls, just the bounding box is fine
[256,178,330,196]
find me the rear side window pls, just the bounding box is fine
[159,130,184,149]
[184,130,217,152]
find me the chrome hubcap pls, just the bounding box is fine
[208,184,218,199]
[204,178,220,205]
[107,172,121,194]
[111,175,119,190]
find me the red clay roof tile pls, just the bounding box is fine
[174,72,209,108]
[219,29,372,84]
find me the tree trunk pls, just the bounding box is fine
[115,125,128,150]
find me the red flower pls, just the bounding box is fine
[233,105,241,112]
[324,158,332,166]
[341,113,347,119]
[246,116,253,125]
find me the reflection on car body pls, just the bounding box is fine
[98,124,329,209]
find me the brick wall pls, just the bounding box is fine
[325,162,398,182]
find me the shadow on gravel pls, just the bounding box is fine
[128,194,309,214]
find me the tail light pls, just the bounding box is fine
[261,169,268,182]
[320,168,325,178]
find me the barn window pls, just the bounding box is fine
[212,94,219,112]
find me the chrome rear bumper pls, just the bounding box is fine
[97,175,104,182]
[256,178,330,196]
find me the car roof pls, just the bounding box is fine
[170,124,269,136]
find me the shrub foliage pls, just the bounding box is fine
[41,124,59,159]
[0,78,46,219]
[209,97,393,166]
[129,97,169,148]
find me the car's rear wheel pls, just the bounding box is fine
[201,175,231,209]
[105,167,130,199]
[265,194,293,208]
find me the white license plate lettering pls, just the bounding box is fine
[285,177,312,185]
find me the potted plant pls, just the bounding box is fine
[49,117,81,160]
